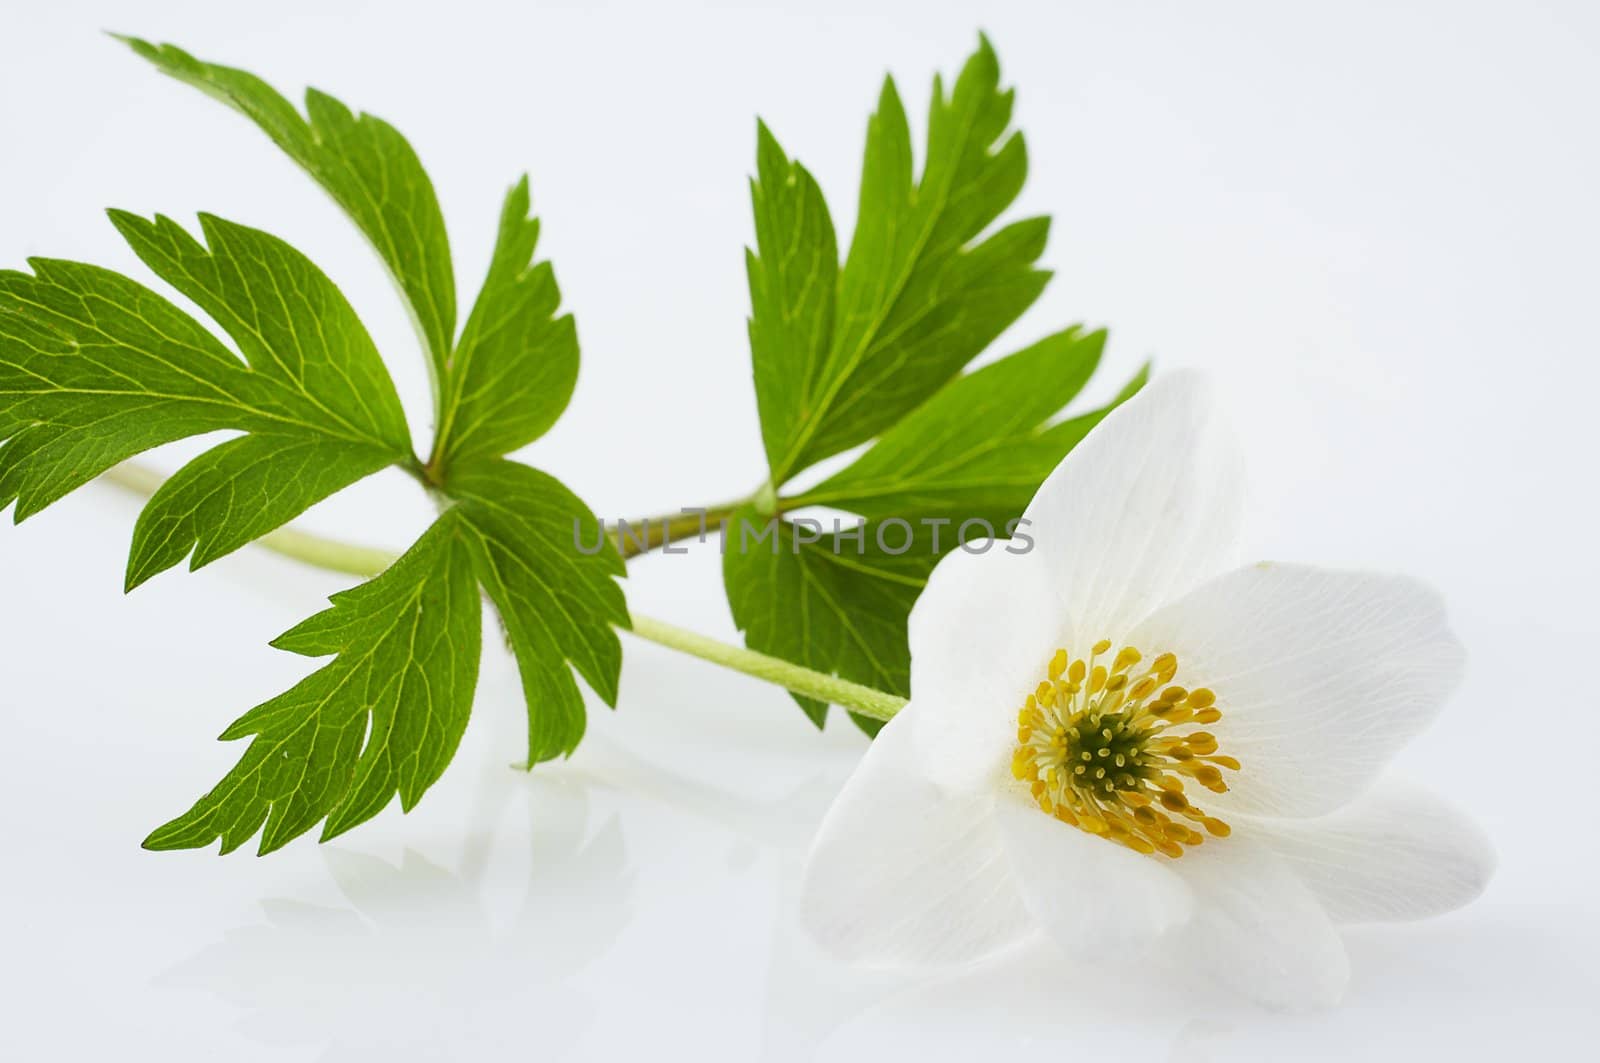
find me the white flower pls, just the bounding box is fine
[798,371,1493,1009]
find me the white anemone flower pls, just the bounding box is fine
[798,371,1493,1009]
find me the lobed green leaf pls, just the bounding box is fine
[448,460,629,765]
[109,210,412,453]
[747,122,838,478]
[733,359,1146,732]
[728,38,1145,730]
[126,434,394,591]
[793,327,1108,523]
[119,36,458,383]
[431,178,579,474]
[0,257,267,519]
[143,513,482,855]
[2,40,630,855]
[753,35,1049,486]
[1,211,413,593]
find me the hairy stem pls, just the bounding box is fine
[98,462,903,721]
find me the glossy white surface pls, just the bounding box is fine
[2,1,1595,1058]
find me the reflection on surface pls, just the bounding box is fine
[762,901,1571,1061]
[566,733,847,855]
[156,775,632,1061]
[144,714,1563,1061]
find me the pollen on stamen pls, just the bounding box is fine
[1010,641,1240,859]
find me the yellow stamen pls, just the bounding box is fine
[1011,640,1240,859]
[1048,649,1069,680]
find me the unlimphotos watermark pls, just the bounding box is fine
[574,509,1035,556]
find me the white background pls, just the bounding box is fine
[2,1,1596,1058]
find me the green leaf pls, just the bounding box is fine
[119,36,457,380]
[723,509,939,731]
[736,357,1152,730]
[126,434,394,591]
[792,327,1108,523]
[431,177,579,474]
[109,210,411,453]
[143,512,482,855]
[116,42,618,750]
[725,354,1147,733]
[447,459,629,765]
[416,179,619,768]
[0,43,626,856]
[1,257,264,519]
[752,35,1049,485]
[0,214,411,586]
[1023,360,1150,469]
[728,38,1147,731]
[747,122,838,478]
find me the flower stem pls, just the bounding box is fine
[625,614,905,722]
[97,463,905,722]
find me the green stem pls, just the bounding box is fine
[98,463,904,722]
[611,501,745,559]
[626,614,905,722]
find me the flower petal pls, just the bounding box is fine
[799,712,1034,969]
[1251,780,1494,923]
[994,790,1192,956]
[906,544,1063,790]
[1128,562,1465,817]
[1168,834,1350,1010]
[1023,369,1245,644]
